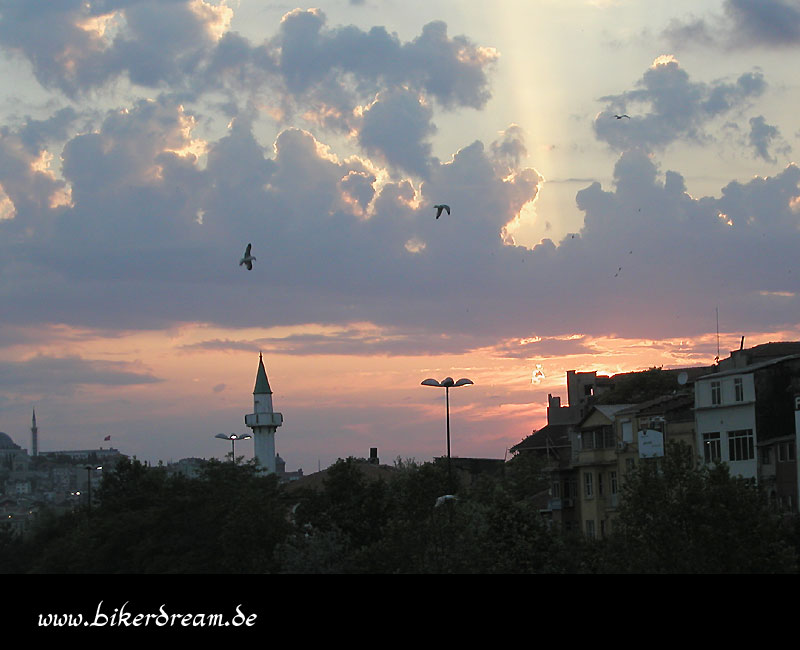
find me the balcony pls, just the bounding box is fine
[575,447,617,466]
[244,412,283,427]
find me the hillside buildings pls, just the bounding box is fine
[512,341,800,538]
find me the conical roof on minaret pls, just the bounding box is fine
[254,352,272,394]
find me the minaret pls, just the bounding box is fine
[31,408,38,457]
[244,353,283,474]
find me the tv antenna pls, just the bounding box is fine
[715,307,720,364]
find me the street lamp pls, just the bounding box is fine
[215,433,252,461]
[84,465,102,510]
[421,376,473,489]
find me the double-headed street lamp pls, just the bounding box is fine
[215,433,252,461]
[421,376,473,489]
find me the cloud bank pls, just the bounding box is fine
[663,0,800,51]
[0,4,797,368]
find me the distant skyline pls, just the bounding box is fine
[1,1,800,472]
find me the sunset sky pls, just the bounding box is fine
[2,0,800,473]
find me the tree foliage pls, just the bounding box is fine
[3,449,799,573]
[593,366,682,405]
[599,442,797,573]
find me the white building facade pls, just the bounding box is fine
[695,369,758,480]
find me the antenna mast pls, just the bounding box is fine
[715,307,720,364]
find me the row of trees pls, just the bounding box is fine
[1,444,798,573]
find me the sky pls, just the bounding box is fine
[2,0,800,473]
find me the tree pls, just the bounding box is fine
[600,442,797,573]
[593,367,682,405]
[11,457,292,573]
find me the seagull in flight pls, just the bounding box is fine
[239,243,256,270]
[614,114,631,120]
[434,204,450,219]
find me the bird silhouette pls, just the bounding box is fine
[434,204,450,219]
[239,243,256,270]
[614,114,630,119]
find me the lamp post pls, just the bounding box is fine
[84,465,102,510]
[215,433,252,461]
[421,376,473,489]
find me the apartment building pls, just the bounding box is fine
[574,392,696,538]
[514,346,800,536]
[694,351,800,510]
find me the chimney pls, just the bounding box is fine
[369,447,379,465]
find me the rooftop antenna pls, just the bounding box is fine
[715,307,720,364]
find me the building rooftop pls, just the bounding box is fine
[0,432,21,450]
[510,423,572,454]
[699,353,800,380]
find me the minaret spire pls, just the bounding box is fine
[245,353,283,474]
[254,351,272,395]
[31,408,38,457]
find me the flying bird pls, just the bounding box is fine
[434,204,450,219]
[239,243,256,270]
[614,114,630,119]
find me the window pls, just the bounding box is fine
[639,416,665,433]
[761,447,772,465]
[585,520,595,539]
[703,432,721,463]
[597,472,604,496]
[610,471,618,495]
[582,427,615,449]
[779,442,796,462]
[621,420,633,443]
[551,481,560,498]
[711,381,721,405]
[584,472,593,498]
[734,377,744,402]
[728,429,754,462]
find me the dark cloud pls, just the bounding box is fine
[0,1,497,129]
[272,10,497,110]
[726,0,800,47]
[0,356,161,393]
[0,120,71,233]
[0,0,228,96]
[663,0,800,50]
[748,115,790,162]
[489,124,527,176]
[181,327,491,357]
[661,16,716,49]
[3,92,798,351]
[0,28,797,359]
[594,56,765,152]
[17,107,80,153]
[357,87,437,177]
[489,336,596,360]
